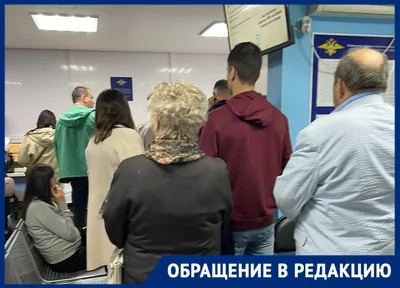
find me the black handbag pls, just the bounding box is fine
[5,150,14,174]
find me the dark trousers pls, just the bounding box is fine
[49,230,87,273]
[69,177,89,229]
[49,245,87,273]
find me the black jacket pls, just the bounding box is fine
[199,100,228,137]
[104,155,233,284]
[208,100,227,113]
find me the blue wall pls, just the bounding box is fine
[267,50,283,110]
[268,5,395,145]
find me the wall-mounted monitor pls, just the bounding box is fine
[224,5,295,55]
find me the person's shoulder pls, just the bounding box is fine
[21,133,31,142]
[196,156,229,175]
[114,127,141,139]
[138,121,152,130]
[298,113,350,146]
[206,105,231,130]
[115,155,153,180]
[264,100,288,122]
[373,102,394,118]
[119,154,149,169]
[301,115,333,137]
[26,200,55,217]
[86,108,95,120]
[208,104,230,119]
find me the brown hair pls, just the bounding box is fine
[93,89,136,144]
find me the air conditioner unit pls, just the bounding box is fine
[308,5,394,19]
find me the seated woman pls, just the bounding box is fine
[22,164,86,272]
[103,81,233,284]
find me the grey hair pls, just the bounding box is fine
[334,48,388,93]
[72,86,90,103]
[147,81,208,141]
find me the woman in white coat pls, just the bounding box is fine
[86,89,144,270]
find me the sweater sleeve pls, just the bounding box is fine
[33,202,81,242]
[273,129,320,220]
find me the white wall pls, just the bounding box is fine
[5,49,268,138]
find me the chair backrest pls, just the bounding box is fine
[5,227,18,253]
[5,252,22,284]
[274,216,296,253]
[17,222,49,275]
[17,221,107,284]
[4,230,41,284]
[14,218,23,231]
[5,232,22,284]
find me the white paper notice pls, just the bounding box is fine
[316,59,395,107]
[225,5,289,52]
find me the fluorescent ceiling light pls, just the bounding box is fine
[200,22,228,37]
[31,13,98,32]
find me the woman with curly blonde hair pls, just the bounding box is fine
[103,81,233,284]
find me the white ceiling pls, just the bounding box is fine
[5,5,229,54]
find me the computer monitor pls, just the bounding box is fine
[224,5,295,55]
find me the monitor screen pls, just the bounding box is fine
[224,5,294,55]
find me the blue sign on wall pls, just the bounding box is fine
[311,33,395,122]
[110,77,133,101]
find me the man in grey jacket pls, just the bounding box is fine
[138,94,155,151]
[138,122,154,151]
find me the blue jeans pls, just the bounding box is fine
[233,224,275,256]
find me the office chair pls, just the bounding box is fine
[274,216,296,254]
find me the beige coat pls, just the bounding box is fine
[85,125,144,271]
[19,128,58,179]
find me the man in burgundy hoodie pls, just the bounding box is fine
[199,42,292,255]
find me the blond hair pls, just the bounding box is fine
[148,81,208,141]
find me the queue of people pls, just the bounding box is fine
[11,42,394,283]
